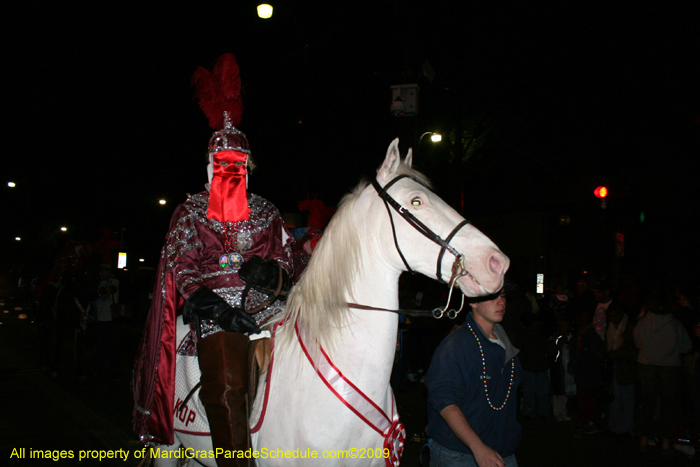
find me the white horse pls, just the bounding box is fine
[158,139,509,467]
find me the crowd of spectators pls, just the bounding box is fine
[504,274,700,457]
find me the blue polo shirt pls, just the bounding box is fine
[425,312,522,456]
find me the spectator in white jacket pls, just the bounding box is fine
[634,287,692,454]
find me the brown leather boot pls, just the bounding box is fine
[197,331,251,467]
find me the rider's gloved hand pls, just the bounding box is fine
[216,306,260,334]
[239,256,289,292]
[182,287,261,334]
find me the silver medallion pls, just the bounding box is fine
[228,252,244,271]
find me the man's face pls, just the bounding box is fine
[471,292,507,326]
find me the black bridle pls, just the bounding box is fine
[371,175,471,284]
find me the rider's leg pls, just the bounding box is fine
[197,331,251,467]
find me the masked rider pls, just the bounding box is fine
[132,53,293,466]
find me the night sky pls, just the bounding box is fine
[3,2,699,284]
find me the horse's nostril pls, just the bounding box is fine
[490,254,504,274]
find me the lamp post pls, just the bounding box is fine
[418,131,442,147]
[417,131,442,157]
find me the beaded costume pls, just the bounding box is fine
[168,191,292,330]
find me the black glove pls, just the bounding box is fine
[239,256,289,291]
[182,287,260,334]
[216,307,261,334]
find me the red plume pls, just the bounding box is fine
[298,197,336,229]
[192,53,243,129]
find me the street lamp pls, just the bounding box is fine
[257,4,273,19]
[418,131,442,147]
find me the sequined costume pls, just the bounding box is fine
[132,190,293,445]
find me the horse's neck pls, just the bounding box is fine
[351,261,400,310]
[335,258,400,393]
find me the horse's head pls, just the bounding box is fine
[361,138,509,297]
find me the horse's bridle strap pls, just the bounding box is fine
[372,177,462,258]
[436,220,469,282]
[371,176,469,282]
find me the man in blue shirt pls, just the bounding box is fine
[425,290,522,467]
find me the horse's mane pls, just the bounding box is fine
[275,181,366,354]
[274,161,431,355]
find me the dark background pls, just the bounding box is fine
[2,1,699,291]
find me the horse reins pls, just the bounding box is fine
[240,262,286,315]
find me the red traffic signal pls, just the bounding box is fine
[594,186,608,199]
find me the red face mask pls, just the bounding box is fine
[206,150,251,223]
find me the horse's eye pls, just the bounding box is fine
[411,197,422,206]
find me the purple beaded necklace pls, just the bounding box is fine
[466,321,515,411]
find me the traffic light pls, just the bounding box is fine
[594,186,608,209]
[594,186,608,199]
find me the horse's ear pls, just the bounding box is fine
[404,148,413,168]
[377,138,402,181]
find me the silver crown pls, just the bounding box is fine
[208,111,251,156]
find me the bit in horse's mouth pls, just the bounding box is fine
[460,269,481,286]
[452,256,481,289]
[454,270,481,293]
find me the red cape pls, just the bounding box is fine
[131,245,182,444]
